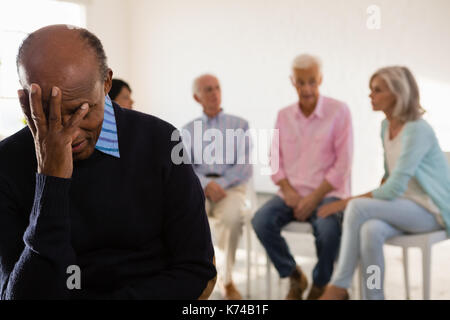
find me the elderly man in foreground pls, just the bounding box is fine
[0,25,216,300]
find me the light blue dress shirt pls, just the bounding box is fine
[183,110,252,189]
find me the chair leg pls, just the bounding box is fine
[351,269,357,300]
[245,221,251,298]
[358,264,365,300]
[266,252,272,299]
[422,245,432,300]
[278,277,283,299]
[402,247,410,300]
[254,236,260,292]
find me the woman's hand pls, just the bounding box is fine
[317,199,349,219]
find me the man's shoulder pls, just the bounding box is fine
[113,104,181,161]
[321,96,350,111]
[0,127,34,176]
[278,102,299,117]
[0,127,33,157]
[222,112,249,128]
[183,116,204,130]
[114,104,177,137]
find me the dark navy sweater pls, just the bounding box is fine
[0,103,216,299]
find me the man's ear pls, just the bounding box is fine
[318,73,323,86]
[103,68,113,95]
[193,93,201,104]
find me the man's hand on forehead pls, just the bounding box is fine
[18,83,89,178]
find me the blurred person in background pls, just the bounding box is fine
[319,66,450,300]
[252,54,353,300]
[109,79,134,109]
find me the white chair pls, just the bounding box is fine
[358,152,450,300]
[241,178,258,298]
[265,221,313,299]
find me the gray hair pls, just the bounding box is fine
[370,66,425,122]
[292,54,322,74]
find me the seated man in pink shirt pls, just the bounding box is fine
[252,54,353,300]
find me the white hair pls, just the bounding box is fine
[192,73,218,95]
[292,54,322,73]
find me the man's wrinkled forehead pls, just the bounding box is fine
[19,55,100,105]
[19,30,100,90]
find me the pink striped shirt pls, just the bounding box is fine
[270,95,353,200]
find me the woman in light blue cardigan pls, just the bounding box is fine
[318,66,450,300]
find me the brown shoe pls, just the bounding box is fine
[285,266,308,300]
[318,285,349,300]
[222,282,242,300]
[306,284,326,300]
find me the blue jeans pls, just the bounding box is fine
[331,197,443,300]
[252,195,343,287]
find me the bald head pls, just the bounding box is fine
[192,74,222,118]
[16,24,113,161]
[192,74,218,95]
[17,25,108,91]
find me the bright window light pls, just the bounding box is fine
[0,0,86,139]
[420,77,450,152]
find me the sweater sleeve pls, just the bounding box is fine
[0,173,77,299]
[372,121,433,200]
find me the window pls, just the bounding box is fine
[420,77,450,152]
[0,0,86,139]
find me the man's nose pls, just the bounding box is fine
[302,85,312,94]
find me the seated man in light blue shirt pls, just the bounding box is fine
[183,74,252,300]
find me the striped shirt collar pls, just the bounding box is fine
[201,108,224,122]
[95,95,120,158]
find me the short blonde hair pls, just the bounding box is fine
[370,66,425,122]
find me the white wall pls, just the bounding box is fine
[122,0,450,193]
[84,0,131,81]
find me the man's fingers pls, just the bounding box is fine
[48,87,62,131]
[18,89,37,135]
[68,127,82,144]
[29,83,48,135]
[66,103,89,129]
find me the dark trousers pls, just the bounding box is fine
[252,195,343,286]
